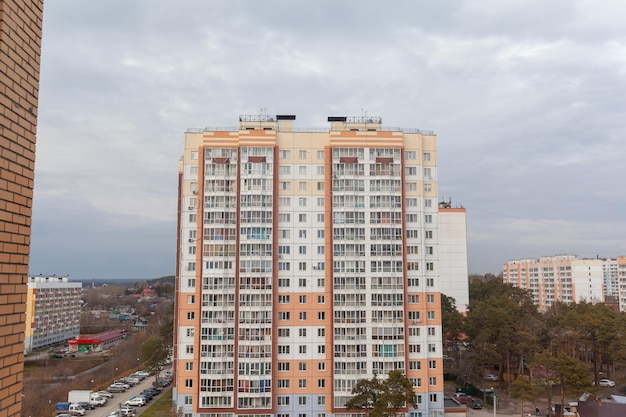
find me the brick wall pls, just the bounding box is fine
[0,1,44,416]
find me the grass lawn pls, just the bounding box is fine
[140,388,174,417]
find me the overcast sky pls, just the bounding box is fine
[29,0,626,280]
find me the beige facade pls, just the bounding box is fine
[0,1,45,416]
[503,255,604,312]
[175,115,444,417]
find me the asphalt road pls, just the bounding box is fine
[89,375,169,417]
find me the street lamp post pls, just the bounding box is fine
[491,387,497,417]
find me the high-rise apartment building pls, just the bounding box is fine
[437,201,469,313]
[503,255,604,312]
[175,115,444,417]
[0,2,45,416]
[24,276,82,353]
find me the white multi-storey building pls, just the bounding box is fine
[175,115,445,417]
[437,200,469,313]
[24,276,82,353]
[503,255,604,312]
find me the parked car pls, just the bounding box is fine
[96,390,113,399]
[454,393,470,404]
[484,374,499,381]
[107,384,127,393]
[113,381,131,389]
[119,405,137,416]
[139,391,153,401]
[76,402,94,410]
[125,397,146,407]
[597,379,616,387]
[469,398,483,409]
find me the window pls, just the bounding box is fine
[423,167,432,178]
[426,262,434,271]
[424,183,432,193]
[427,294,435,303]
[187,278,195,288]
[187,312,195,320]
[299,379,307,388]
[299,295,307,304]
[279,312,290,320]
[406,166,417,176]
[278,262,291,271]
[317,246,324,254]
[299,278,307,287]
[317,213,324,222]
[408,294,419,304]
[427,311,435,320]
[425,214,432,223]
[298,166,307,175]
[277,396,290,405]
[429,377,437,386]
[318,312,325,320]
[278,328,290,337]
[318,328,326,337]
[423,152,431,162]
[318,362,326,371]
[317,182,324,191]
[409,361,421,370]
[188,213,196,223]
[299,396,307,405]
[186,362,193,371]
[279,181,291,191]
[279,150,291,159]
[317,166,325,175]
[278,345,290,354]
[317,395,326,405]
[279,197,291,207]
[317,278,325,287]
[185,379,193,388]
[299,328,307,337]
[190,151,198,160]
[186,345,194,354]
[317,230,325,238]
[186,328,194,337]
[279,165,291,175]
[299,230,307,238]
[184,396,193,405]
[278,379,290,388]
[318,379,326,388]
[317,150,324,159]
[279,229,291,238]
[278,362,290,371]
[406,198,418,207]
[299,182,307,191]
[406,182,417,191]
[427,278,434,286]
[425,230,433,239]
[188,295,195,304]
[316,197,325,206]
[424,198,432,208]
[299,246,307,254]
[318,295,325,304]
[426,246,434,255]
[405,151,416,160]
[299,263,307,271]
[299,362,307,371]
[299,197,307,207]
[318,345,325,354]
[429,360,437,369]
[299,150,307,159]
[299,312,307,320]
[428,343,436,353]
[429,394,437,403]
[278,278,290,287]
[409,327,421,336]
[279,213,291,222]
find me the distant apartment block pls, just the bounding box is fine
[175,114,446,417]
[618,257,626,312]
[24,276,82,354]
[438,200,469,312]
[0,2,45,416]
[503,255,604,312]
